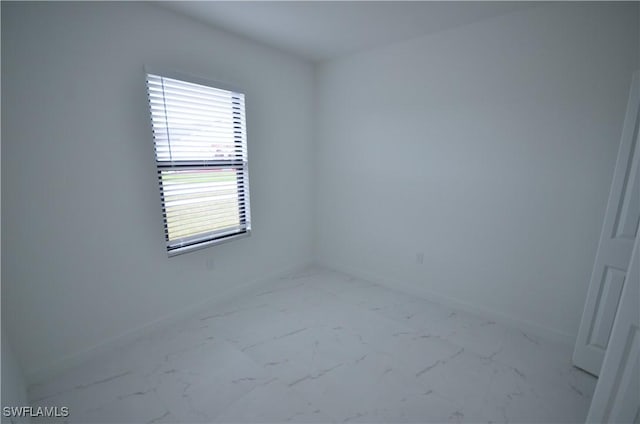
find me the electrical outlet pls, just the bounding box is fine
[416,252,424,265]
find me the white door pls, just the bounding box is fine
[573,71,640,376]
[586,233,639,423]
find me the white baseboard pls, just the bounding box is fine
[26,262,313,386]
[317,259,576,347]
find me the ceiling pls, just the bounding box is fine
[160,1,538,63]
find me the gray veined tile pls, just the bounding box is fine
[65,389,169,424]
[150,340,273,422]
[30,368,154,423]
[371,296,508,359]
[491,363,594,424]
[212,378,334,423]
[413,345,513,421]
[286,350,439,423]
[27,268,595,424]
[376,389,466,424]
[368,295,454,328]
[28,345,141,404]
[430,310,508,358]
[202,298,335,352]
[370,329,467,379]
[493,327,596,394]
[239,325,371,388]
[306,303,417,348]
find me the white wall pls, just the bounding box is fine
[1,27,30,414]
[315,2,640,342]
[1,2,314,382]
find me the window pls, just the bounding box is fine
[146,72,251,256]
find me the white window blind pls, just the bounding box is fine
[146,73,251,256]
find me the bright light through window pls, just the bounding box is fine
[146,73,251,256]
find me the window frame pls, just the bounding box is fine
[144,67,251,257]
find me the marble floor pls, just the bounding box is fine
[29,268,596,423]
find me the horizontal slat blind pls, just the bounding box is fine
[146,73,251,255]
